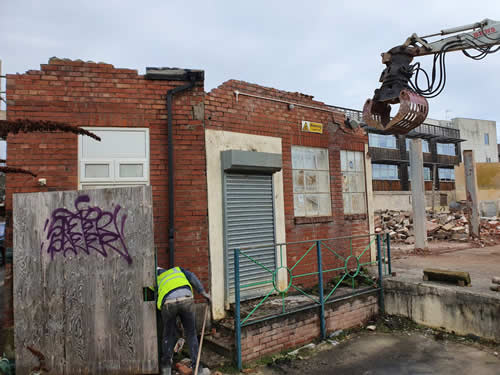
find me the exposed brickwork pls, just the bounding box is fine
[205,80,370,284]
[5,58,210,284]
[4,61,372,330]
[241,294,378,362]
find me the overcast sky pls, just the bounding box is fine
[2,0,500,142]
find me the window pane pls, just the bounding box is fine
[305,194,319,216]
[82,130,147,158]
[293,170,305,193]
[354,173,366,192]
[343,193,352,214]
[318,194,332,216]
[294,194,305,217]
[119,164,144,178]
[369,133,396,149]
[351,193,366,214]
[303,150,316,169]
[340,150,347,171]
[439,168,455,181]
[85,164,109,178]
[354,152,363,171]
[373,164,398,180]
[317,171,330,193]
[291,148,304,169]
[315,149,329,170]
[485,133,489,145]
[305,171,318,192]
[437,143,455,156]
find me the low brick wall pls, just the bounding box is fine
[241,294,378,362]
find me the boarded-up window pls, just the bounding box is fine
[341,151,366,214]
[292,146,331,217]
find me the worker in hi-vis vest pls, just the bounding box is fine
[156,266,210,375]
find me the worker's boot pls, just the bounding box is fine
[160,366,171,375]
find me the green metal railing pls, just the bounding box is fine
[233,233,391,369]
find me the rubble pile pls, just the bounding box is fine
[375,209,500,244]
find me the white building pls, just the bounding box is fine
[452,117,498,163]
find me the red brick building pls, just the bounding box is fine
[5,59,373,319]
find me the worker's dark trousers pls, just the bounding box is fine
[160,298,198,368]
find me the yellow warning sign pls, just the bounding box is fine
[301,121,323,134]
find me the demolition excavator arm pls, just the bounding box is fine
[363,18,500,134]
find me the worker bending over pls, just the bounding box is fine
[156,266,210,375]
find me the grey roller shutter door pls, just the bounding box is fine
[224,174,276,301]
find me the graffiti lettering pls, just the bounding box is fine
[41,195,132,264]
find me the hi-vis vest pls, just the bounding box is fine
[157,267,193,310]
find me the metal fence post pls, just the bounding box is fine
[386,232,392,275]
[234,248,242,370]
[316,240,326,340]
[376,235,385,313]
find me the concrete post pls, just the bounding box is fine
[410,139,428,250]
[463,150,480,238]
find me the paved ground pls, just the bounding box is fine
[389,243,500,297]
[258,331,500,375]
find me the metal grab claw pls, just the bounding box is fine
[362,89,429,134]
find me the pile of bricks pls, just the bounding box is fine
[375,209,500,244]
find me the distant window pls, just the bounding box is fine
[406,138,429,153]
[372,164,398,180]
[485,133,489,145]
[408,166,432,181]
[437,143,455,156]
[292,146,332,217]
[438,168,455,181]
[341,151,366,214]
[368,133,397,149]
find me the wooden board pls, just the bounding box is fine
[13,187,158,374]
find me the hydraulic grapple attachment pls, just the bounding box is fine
[362,89,428,134]
[363,48,429,134]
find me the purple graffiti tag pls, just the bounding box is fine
[41,195,132,264]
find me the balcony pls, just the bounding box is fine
[329,105,463,143]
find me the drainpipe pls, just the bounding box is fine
[145,68,204,267]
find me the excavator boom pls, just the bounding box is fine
[364,18,500,134]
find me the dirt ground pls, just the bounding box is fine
[256,330,500,375]
[389,242,500,296]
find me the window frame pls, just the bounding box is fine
[340,150,367,215]
[485,133,490,145]
[438,167,455,182]
[372,163,399,181]
[291,146,332,218]
[79,127,150,188]
[436,143,456,156]
[368,133,397,149]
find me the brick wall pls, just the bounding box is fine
[5,58,210,283]
[241,294,378,362]
[206,80,370,284]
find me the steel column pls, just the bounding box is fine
[386,233,392,275]
[376,234,385,313]
[316,241,326,339]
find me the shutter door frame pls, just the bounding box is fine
[223,173,277,303]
